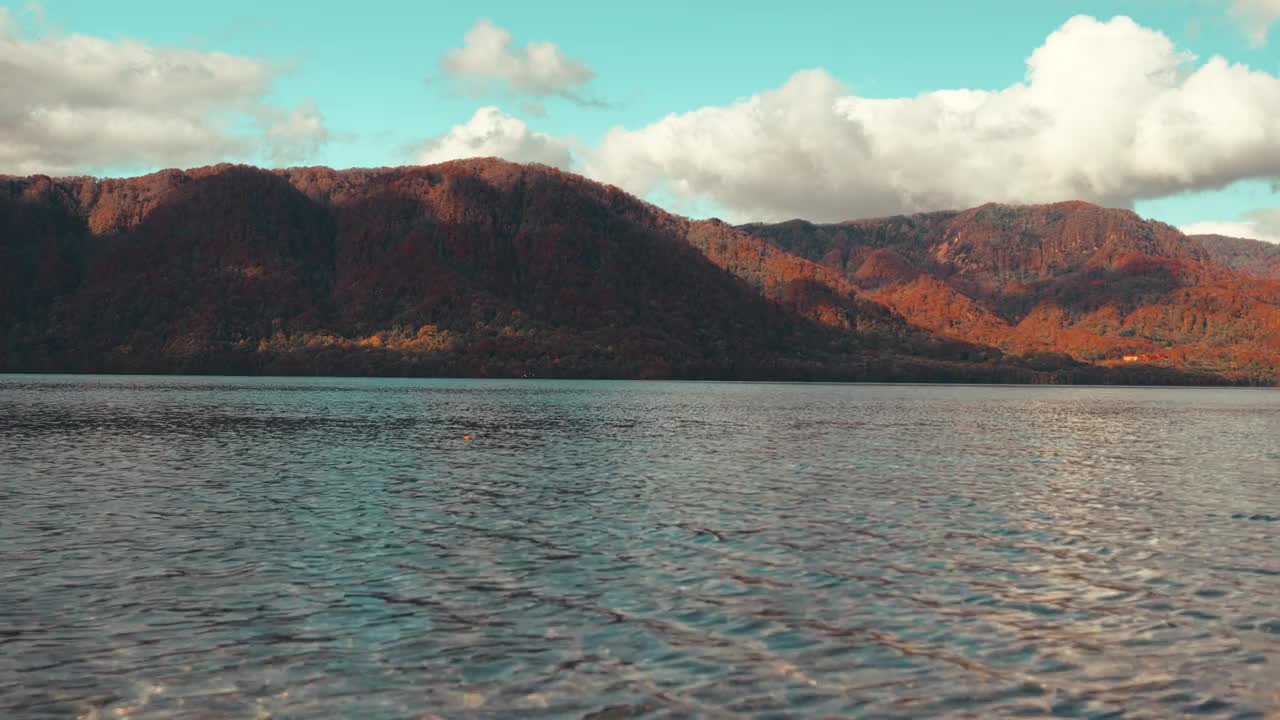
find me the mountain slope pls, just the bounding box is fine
[3,162,796,377]
[1191,234,1280,281]
[1,161,1270,384]
[738,203,1280,383]
[3,160,1044,381]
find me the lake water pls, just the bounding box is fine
[1,376,1277,719]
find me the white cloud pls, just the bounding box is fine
[1182,208,1280,243]
[414,106,573,168]
[1227,0,1280,46]
[0,9,327,175]
[581,15,1280,223]
[263,103,329,164]
[439,19,596,103]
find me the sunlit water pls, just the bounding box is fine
[1,376,1278,719]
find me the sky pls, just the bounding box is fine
[2,0,1279,241]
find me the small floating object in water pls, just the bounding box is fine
[463,434,473,441]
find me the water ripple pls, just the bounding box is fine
[0,377,1277,718]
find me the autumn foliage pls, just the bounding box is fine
[1,160,1274,384]
[741,202,1280,384]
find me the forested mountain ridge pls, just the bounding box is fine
[739,203,1280,383]
[1191,233,1280,281]
[2,159,1274,384]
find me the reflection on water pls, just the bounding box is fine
[0,376,1277,718]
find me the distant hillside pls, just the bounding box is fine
[1191,233,1280,280]
[1,160,1271,384]
[739,202,1280,383]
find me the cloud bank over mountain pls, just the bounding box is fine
[0,8,326,175]
[414,107,574,168]
[582,16,1280,223]
[417,15,1280,232]
[4,8,1276,242]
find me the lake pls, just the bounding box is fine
[1,376,1277,718]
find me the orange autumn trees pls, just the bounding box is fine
[739,202,1280,384]
[1,159,1274,384]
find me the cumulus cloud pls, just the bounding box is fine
[263,103,329,164]
[1226,0,1280,46]
[1182,208,1280,243]
[439,19,597,103]
[414,106,573,168]
[0,9,327,175]
[581,15,1280,222]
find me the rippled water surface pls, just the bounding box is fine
[1,376,1278,719]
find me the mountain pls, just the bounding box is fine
[739,203,1280,383]
[3,162,777,378]
[0,160,1017,381]
[0,160,1272,384]
[1191,234,1280,280]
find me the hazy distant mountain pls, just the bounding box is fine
[1190,233,1280,281]
[1,160,1272,384]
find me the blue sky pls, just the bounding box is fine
[3,0,1279,237]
